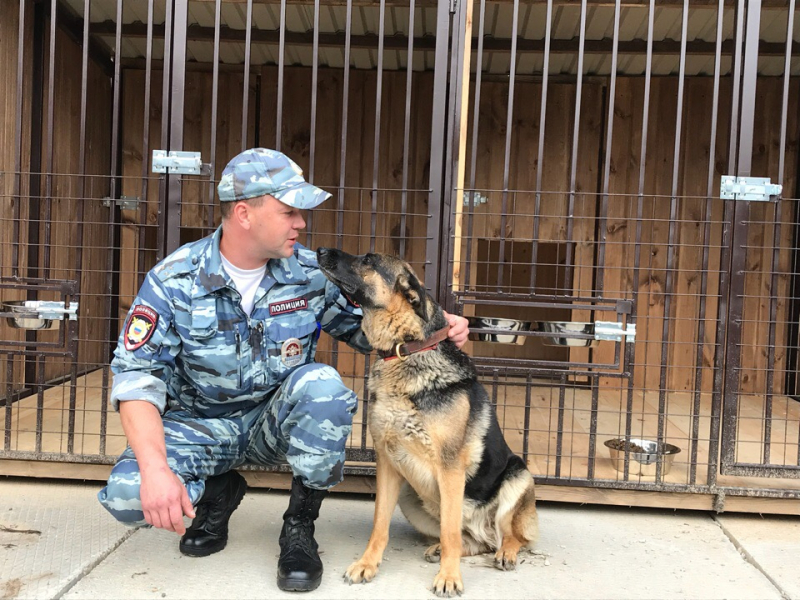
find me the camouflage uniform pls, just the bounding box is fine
[98,150,370,527]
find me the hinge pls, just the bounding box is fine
[720,176,782,202]
[103,195,140,211]
[450,0,457,12]
[594,321,636,343]
[152,150,210,175]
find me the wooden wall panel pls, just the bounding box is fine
[36,27,113,381]
[0,18,112,385]
[739,79,800,396]
[0,1,33,394]
[118,68,164,328]
[599,77,732,391]
[459,81,604,363]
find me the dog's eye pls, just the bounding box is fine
[362,255,373,266]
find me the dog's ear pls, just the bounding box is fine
[395,270,428,321]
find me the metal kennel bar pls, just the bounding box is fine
[159,0,455,466]
[444,0,800,497]
[1,0,800,507]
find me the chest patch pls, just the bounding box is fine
[269,297,308,316]
[124,305,158,351]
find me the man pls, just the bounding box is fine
[98,148,469,592]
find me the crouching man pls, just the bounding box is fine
[97,147,470,592]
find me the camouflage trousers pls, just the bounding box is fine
[97,363,357,526]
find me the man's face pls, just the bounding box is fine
[247,194,306,260]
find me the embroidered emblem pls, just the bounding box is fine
[124,305,158,351]
[281,337,303,367]
[269,297,308,316]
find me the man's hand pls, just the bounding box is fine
[140,466,195,535]
[119,400,195,536]
[442,310,470,349]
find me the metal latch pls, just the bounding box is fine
[24,301,79,321]
[595,321,636,343]
[103,196,140,211]
[463,192,488,207]
[152,150,209,175]
[720,176,782,202]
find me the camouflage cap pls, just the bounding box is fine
[217,148,331,209]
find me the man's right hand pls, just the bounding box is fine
[118,400,196,536]
[140,466,195,535]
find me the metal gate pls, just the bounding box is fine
[439,0,800,499]
[721,0,800,479]
[1,0,799,503]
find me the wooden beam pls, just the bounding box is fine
[91,21,799,58]
[187,0,792,8]
[451,0,475,294]
[3,460,799,515]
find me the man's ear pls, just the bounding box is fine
[232,201,251,229]
[395,271,428,321]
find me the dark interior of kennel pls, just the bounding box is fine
[1,0,799,512]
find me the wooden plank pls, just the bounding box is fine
[119,68,163,326]
[0,460,113,481]
[568,83,604,368]
[2,462,798,516]
[738,79,800,396]
[0,1,33,379]
[32,26,114,382]
[451,0,474,293]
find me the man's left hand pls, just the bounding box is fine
[443,311,470,349]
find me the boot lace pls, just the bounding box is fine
[283,520,318,557]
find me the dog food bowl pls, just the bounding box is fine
[2,301,59,331]
[604,438,681,476]
[537,321,598,347]
[467,316,531,345]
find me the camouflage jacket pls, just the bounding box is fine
[110,227,370,418]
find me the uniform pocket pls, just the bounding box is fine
[189,297,218,339]
[183,296,248,396]
[263,315,318,384]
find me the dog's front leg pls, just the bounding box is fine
[344,450,403,584]
[432,468,466,597]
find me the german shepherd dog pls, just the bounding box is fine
[316,248,538,597]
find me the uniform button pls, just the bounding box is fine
[191,256,198,265]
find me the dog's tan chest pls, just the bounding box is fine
[368,389,432,450]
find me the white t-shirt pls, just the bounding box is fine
[220,253,267,316]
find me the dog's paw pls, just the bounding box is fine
[344,560,380,584]
[493,548,518,571]
[424,543,442,563]
[432,569,464,597]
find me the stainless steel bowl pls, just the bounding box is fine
[3,301,59,331]
[604,438,681,476]
[467,316,531,345]
[537,321,598,347]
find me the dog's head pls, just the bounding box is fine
[316,248,444,349]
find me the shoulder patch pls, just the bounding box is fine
[124,305,158,351]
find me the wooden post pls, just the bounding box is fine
[451,0,474,293]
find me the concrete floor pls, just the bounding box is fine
[1,478,798,600]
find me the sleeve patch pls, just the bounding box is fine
[124,305,159,351]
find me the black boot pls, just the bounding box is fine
[277,476,328,592]
[179,470,247,557]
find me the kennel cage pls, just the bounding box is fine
[0,0,799,513]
